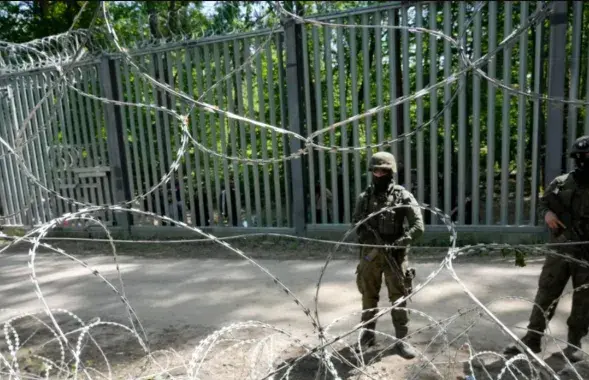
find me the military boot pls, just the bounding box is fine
[395,325,417,360]
[503,333,542,357]
[354,322,376,353]
[562,331,585,363]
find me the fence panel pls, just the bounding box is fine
[117,30,291,229]
[302,1,548,228]
[0,66,113,227]
[0,1,586,233]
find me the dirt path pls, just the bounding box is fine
[0,248,585,379]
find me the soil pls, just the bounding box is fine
[0,241,587,379]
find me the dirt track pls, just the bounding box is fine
[0,245,586,379]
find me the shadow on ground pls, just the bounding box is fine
[273,343,447,380]
[466,353,589,380]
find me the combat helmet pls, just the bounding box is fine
[368,151,397,173]
[569,135,589,158]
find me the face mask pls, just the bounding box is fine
[372,171,393,192]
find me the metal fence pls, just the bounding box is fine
[0,1,584,234]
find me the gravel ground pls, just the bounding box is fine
[0,240,586,379]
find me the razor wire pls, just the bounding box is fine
[0,1,587,379]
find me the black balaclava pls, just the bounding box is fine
[574,154,589,186]
[372,170,393,194]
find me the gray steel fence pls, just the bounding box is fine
[0,1,583,235]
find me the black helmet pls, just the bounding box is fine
[569,135,589,157]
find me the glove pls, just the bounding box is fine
[393,236,411,248]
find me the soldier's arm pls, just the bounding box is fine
[352,193,371,243]
[537,176,562,221]
[400,190,425,243]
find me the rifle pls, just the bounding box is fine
[364,220,415,298]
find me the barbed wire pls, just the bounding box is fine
[0,1,588,379]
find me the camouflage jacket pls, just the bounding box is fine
[352,181,424,246]
[539,170,589,242]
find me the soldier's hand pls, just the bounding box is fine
[545,211,565,231]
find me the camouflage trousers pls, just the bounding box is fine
[526,250,589,343]
[355,247,410,336]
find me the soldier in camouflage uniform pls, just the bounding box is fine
[504,136,589,362]
[352,151,425,359]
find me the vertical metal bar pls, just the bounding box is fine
[313,27,327,223]
[350,14,362,202]
[486,2,497,225]
[148,54,165,218]
[324,23,338,224]
[545,1,567,187]
[337,19,350,223]
[13,77,39,224]
[99,56,132,230]
[133,56,155,217]
[197,46,216,225]
[24,75,50,223]
[71,69,91,209]
[302,23,316,225]
[80,68,103,219]
[32,74,58,220]
[375,11,384,147]
[124,59,143,210]
[158,52,175,219]
[0,94,12,221]
[44,73,65,218]
[277,33,292,227]
[215,43,233,227]
[401,6,411,190]
[428,3,438,225]
[0,87,20,224]
[224,42,241,226]
[65,74,84,212]
[1,86,23,224]
[186,48,206,226]
[21,76,46,223]
[63,74,83,213]
[457,3,466,224]
[244,39,263,227]
[255,37,272,226]
[178,48,196,225]
[91,66,114,221]
[415,4,425,206]
[165,51,183,222]
[233,40,253,225]
[500,3,512,225]
[387,9,399,184]
[12,83,31,224]
[443,2,452,216]
[471,5,481,225]
[266,38,282,226]
[204,45,222,225]
[362,13,372,175]
[284,17,307,234]
[516,2,529,225]
[566,2,582,171]
[114,62,135,211]
[530,1,544,225]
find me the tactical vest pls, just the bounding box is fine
[364,183,407,242]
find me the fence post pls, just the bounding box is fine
[99,54,132,232]
[283,14,307,235]
[544,1,568,187]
